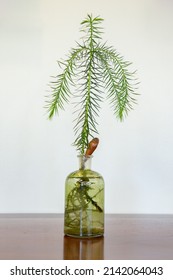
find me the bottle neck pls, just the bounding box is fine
[78,155,92,170]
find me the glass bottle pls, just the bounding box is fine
[64,155,104,238]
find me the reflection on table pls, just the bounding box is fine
[63,236,104,260]
[0,214,173,260]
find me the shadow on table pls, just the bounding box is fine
[63,236,104,260]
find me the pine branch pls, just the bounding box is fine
[46,47,85,119]
[72,16,104,153]
[96,45,138,120]
[73,51,103,154]
[46,14,139,154]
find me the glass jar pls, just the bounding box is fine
[64,155,104,238]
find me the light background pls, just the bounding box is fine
[0,0,173,213]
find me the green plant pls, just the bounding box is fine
[46,14,138,154]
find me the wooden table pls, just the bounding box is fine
[0,214,173,260]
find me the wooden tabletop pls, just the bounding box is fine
[0,214,173,260]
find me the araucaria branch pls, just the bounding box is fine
[46,14,138,154]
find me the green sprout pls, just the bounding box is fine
[46,14,138,154]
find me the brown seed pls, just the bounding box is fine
[85,138,99,156]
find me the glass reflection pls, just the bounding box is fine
[63,236,104,260]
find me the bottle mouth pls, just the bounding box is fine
[77,155,93,158]
[78,155,92,170]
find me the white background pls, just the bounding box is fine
[0,0,173,213]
